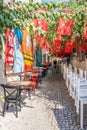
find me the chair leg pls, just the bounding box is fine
[28,87,33,99]
[6,102,9,110]
[80,100,83,130]
[28,90,31,100]
[2,102,6,117]
[18,90,22,111]
[76,100,79,115]
[15,102,18,118]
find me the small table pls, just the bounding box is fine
[7,80,36,96]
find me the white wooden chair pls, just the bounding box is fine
[79,68,84,80]
[75,77,87,129]
[63,64,68,80]
[79,69,87,85]
[65,66,72,90]
[84,70,87,81]
[74,66,78,75]
[69,71,78,99]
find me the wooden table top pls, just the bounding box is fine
[7,80,36,93]
[7,80,31,86]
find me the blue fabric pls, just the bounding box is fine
[14,29,23,41]
[14,35,24,73]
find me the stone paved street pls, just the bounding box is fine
[0,68,87,130]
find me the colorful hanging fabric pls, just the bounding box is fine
[5,28,14,65]
[14,29,23,43]
[57,18,73,36]
[14,34,24,73]
[21,30,33,71]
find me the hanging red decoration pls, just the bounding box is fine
[65,19,73,35]
[35,33,46,42]
[53,39,62,46]
[52,39,63,56]
[64,40,73,54]
[5,28,14,65]
[57,18,73,36]
[34,9,48,32]
[41,41,50,52]
[38,19,48,32]
[57,18,65,35]
[34,8,48,47]
[33,19,38,26]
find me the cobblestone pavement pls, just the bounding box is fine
[0,68,87,130]
[35,68,87,130]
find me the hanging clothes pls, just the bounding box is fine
[14,29,23,42]
[14,33,24,73]
[21,30,33,71]
[5,28,14,65]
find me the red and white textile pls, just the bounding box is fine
[5,28,14,65]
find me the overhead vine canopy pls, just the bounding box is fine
[0,0,87,47]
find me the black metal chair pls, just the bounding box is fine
[1,84,22,118]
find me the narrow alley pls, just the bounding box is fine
[0,68,87,130]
